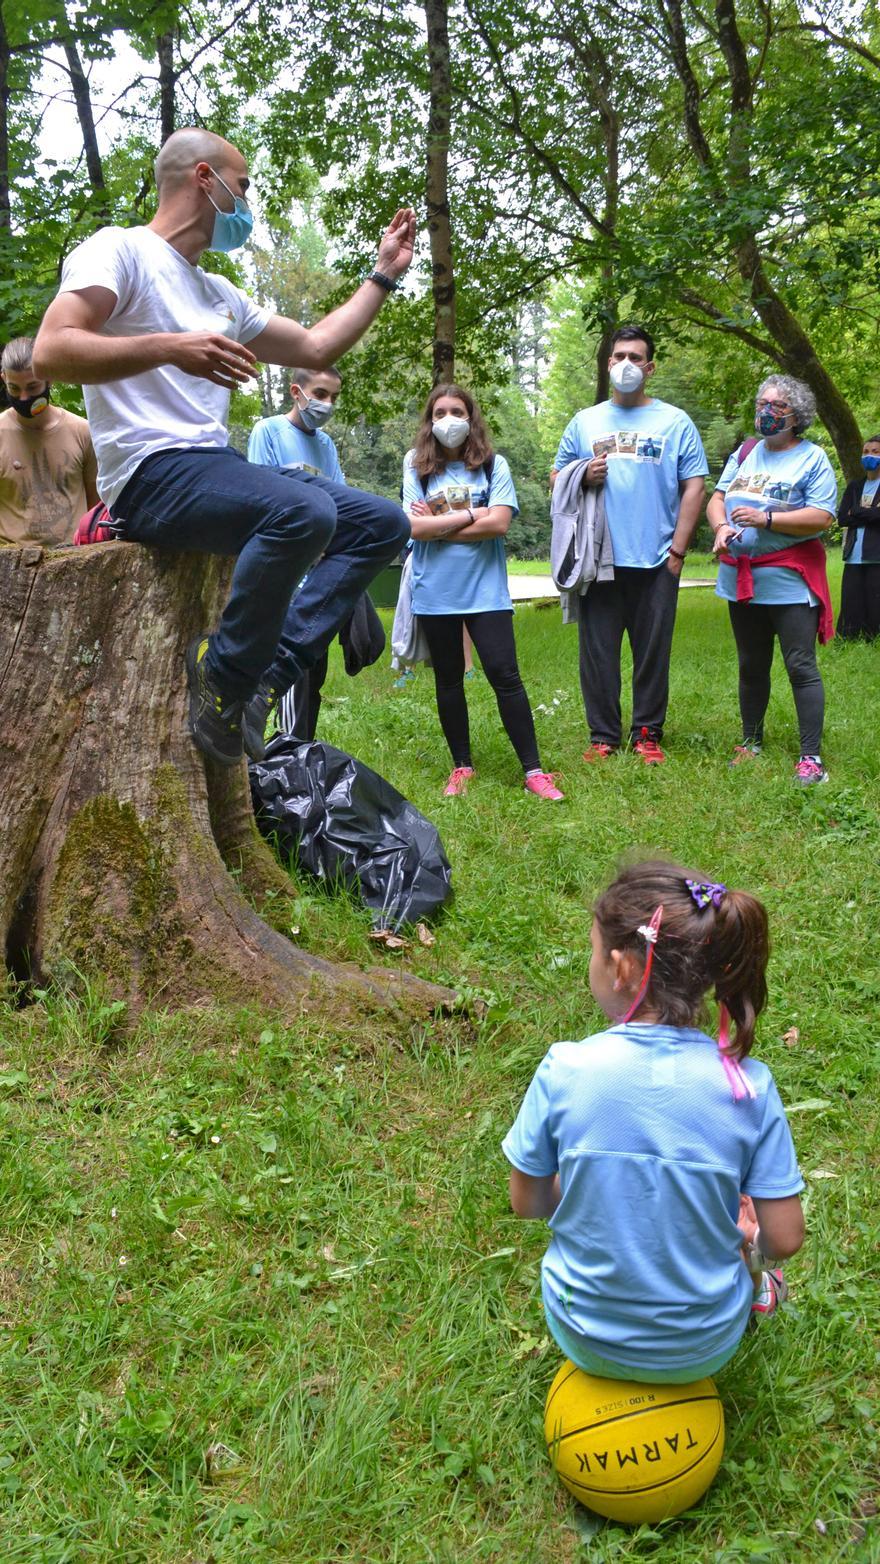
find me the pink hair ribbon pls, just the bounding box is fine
[620,904,664,1024]
[718,1002,756,1101]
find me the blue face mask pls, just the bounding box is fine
[207,167,253,252]
[862,453,880,472]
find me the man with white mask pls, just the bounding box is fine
[551,325,708,764]
[33,127,413,766]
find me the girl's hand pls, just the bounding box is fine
[409,500,432,517]
[737,1194,759,1247]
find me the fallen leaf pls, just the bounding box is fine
[807,1168,839,1180]
[786,1098,833,1114]
[369,929,409,949]
[416,922,435,947]
[782,1027,800,1047]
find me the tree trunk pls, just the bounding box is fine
[424,0,455,385]
[0,544,451,1018]
[157,31,175,143]
[62,36,109,218]
[0,4,10,233]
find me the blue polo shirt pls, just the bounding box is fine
[554,399,708,568]
[503,1022,803,1374]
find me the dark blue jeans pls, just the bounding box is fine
[112,446,409,700]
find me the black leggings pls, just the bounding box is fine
[728,599,824,755]
[419,611,541,772]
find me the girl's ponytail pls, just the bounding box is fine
[710,889,770,1058]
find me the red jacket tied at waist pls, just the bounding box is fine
[720,538,834,644]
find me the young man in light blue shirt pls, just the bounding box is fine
[552,325,708,764]
[247,366,376,739]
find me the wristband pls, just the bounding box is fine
[668,546,686,561]
[765,509,774,530]
[366,270,399,293]
[466,507,475,524]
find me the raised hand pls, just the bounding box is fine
[376,209,417,281]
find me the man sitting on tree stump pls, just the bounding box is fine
[33,127,414,766]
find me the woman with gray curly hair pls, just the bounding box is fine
[706,375,838,784]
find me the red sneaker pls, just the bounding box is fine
[633,728,666,764]
[583,742,617,763]
[524,771,565,801]
[443,766,475,797]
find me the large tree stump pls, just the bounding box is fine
[0,542,450,1015]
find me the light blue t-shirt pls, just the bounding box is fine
[846,478,880,565]
[554,399,708,568]
[247,415,344,483]
[502,1023,803,1374]
[402,453,518,615]
[715,439,837,605]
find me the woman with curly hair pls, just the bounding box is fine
[707,375,837,784]
[402,384,562,799]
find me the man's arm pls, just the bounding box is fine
[509,1168,561,1219]
[666,475,706,572]
[82,435,99,508]
[33,286,259,388]
[248,209,416,369]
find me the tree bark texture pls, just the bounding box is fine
[0,544,451,1018]
[62,36,109,217]
[157,31,175,144]
[424,0,455,385]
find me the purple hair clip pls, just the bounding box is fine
[686,878,727,910]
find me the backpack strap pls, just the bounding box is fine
[736,436,759,465]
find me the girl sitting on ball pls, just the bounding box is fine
[503,860,805,1384]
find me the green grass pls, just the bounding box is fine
[0,556,878,1561]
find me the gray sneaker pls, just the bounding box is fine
[242,678,278,762]
[185,636,244,766]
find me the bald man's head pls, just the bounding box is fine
[154,128,242,196]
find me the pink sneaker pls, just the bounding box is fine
[794,755,829,786]
[729,743,762,767]
[443,766,475,797]
[524,771,565,801]
[751,1268,788,1317]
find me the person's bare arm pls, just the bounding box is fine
[83,437,100,508]
[408,504,512,541]
[666,475,706,573]
[248,209,416,369]
[509,1168,561,1219]
[728,504,833,537]
[33,287,258,388]
[750,1194,805,1261]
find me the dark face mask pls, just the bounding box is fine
[755,405,789,438]
[8,386,51,418]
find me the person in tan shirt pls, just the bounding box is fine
[0,336,98,546]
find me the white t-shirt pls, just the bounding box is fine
[59,226,272,507]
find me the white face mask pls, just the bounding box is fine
[609,359,646,394]
[432,415,470,450]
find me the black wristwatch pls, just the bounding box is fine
[765,509,774,530]
[366,270,400,292]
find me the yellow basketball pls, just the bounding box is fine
[544,1360,724,1524]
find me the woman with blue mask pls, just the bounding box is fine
[837,435,880,640]
[706,375,837,785]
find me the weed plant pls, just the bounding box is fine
[0,561,877,1561]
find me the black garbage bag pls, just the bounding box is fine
[250,736,453,931]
